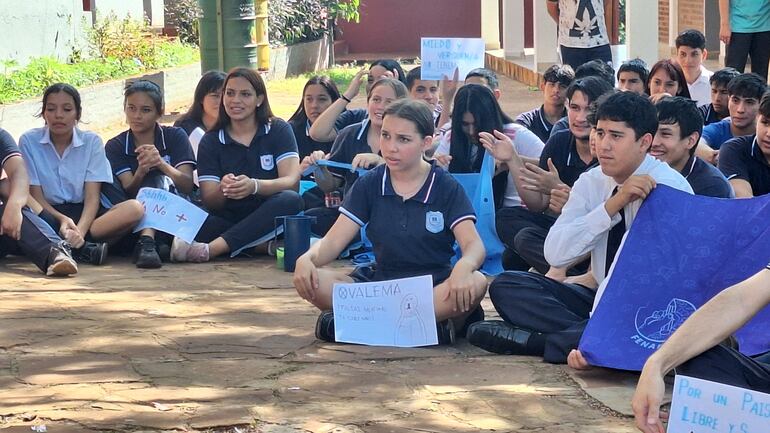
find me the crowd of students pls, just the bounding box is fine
[0,15,768,432]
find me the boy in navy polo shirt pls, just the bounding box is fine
[294,99,488,345]
[492,77,611,273]
[516,64,574,143]
[653,96,734,198]
[616,58,649,95]
[700,73,766,150]
[698,68,740,126]
[718,92,770,198]
[0,128,77,276]
[105,81,196,268]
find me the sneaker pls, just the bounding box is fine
[170,237,210,263]
[315,310,336,342]
[436,319,456,345]
[156,241,171,263]
[46,244,78,276]
[466,320,537,355]
[135,237,162,269]
[75,241,108,265]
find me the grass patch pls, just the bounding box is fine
[266,66,361,119]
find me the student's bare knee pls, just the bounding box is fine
[472,271,489,300]
[121,199,145,224]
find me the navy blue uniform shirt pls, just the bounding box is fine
[106,124,196,179]
[680,155,734,198]
[334,108,368,131]
[548,116,570,139]
[0,129,22,167]
[339,162,476,282]
[698,103,722,126]
[516,105,567,144]
[718,135,770,196]
[327,119,376,193]
[290,119,334,159]
[539,130,597,187]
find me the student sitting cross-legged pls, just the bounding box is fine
[19,83,145,266]
[105,80,197,268]
[293,99,489,345]
[170,67,303,262]
[467,91,694,365]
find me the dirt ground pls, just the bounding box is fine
[0,73,643,433]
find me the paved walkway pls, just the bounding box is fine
[0,74,642,432]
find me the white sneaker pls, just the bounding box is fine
[46,250,78,276]
[170,237,210,263]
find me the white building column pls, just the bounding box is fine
[626,0,659,66]
[481,0,501,50]
[533,0,558,67]
[503,0,525,58]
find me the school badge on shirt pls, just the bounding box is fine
[425,211,444,233]
[260,154,274,170]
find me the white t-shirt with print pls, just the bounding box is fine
[558,0,610,48]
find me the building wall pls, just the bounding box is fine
[678,0,705,32]
[659,0,669,44]
[336,0,481,54]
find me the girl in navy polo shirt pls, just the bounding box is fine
[170,67,303,262]
[294,99,489,345]
[288,76,340,209]
[647,59,693,100]
[19,83,145,265]
[105,80,196,268]
[300,78,408,236]
[174,70,226,151]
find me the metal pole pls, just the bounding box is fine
[216,0,225,70]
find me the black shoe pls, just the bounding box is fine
[75,241,108,265]
[45,243,78,276]
[467,320,537,355]
[156,241,171,263]
[315,311,336,342]
[436,319,456,345]
[458,306,485,338]
[135,236,162,269]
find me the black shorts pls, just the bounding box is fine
[349,264,451,286]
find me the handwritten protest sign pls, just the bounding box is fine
[135,188,208,243]
[668,375,770,433]
[332,275,437,347]
[420,37,485,81]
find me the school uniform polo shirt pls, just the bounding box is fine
[334,108,368,131]
[718,135,770,196]
[516,105,567,144]
[698,103,722,126]
[289,119,334,159]
[197,118,299,185]
[540,130,597,187]
[0,129,21,168]
[549,116,570,139]
[339,162,476,281]
[19,127,113,205]
[680,155,734,198]
[687,66,713,107]
[105,124,196,182]
[327,119,375,193]
[174,117,206,154]
[702,118,734,149]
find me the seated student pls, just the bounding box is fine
[293,99,489,344]
[675,29,713,107]
[632,265,770,433]
[652,96,734,198]
[105,80,196,268]
[464,68,502,99]
[405,66,441,124]
[435,68,504,141]
[647,59,692,101]
[698,67,740,125]
[309,59,406,142]
[300,78,408,236]
[700,73,766,150]
[516,64,575,143]
[718,91,770,198]
[19,83,145,265]
[434,84,544,209]
[0,128,77,276]
[174,70,226,152]
[616,58,649,95]
[171,67,303,262]
[549,59,616,138]
[466,91,694,363]
[493,77,612,273]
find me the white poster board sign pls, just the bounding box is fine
[420,37,485,81]
[668,374,770,433]
[134,188,208,243]
[332,275,437,347]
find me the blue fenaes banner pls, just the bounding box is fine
[580,185,770,371]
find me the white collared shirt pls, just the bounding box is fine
[543,154,694,313]
[19,126,113,205]
[687,65,713,107]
